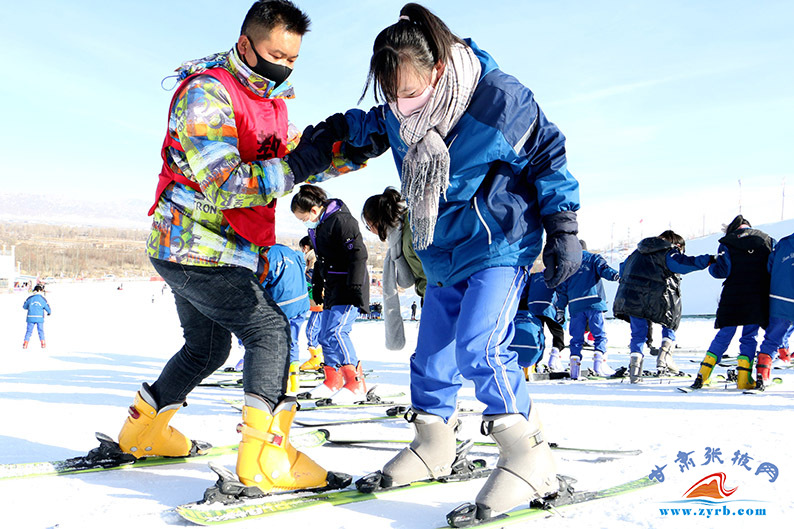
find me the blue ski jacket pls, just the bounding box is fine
[259,244,310,320]
[23,294,51,323]
[769,233,794,322]
[524,271,557,320]
[344,39,579,288]
[555,251,619,315]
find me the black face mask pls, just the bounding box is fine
[245,37,292,86]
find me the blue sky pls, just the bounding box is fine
[2,0,792,247]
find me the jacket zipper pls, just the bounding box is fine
[472,197,492,245]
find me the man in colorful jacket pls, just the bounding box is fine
[117,0,354,497]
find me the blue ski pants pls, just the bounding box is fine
[759,317,793,358]
[708,325,760,362]
[319,305,359,367]
[629,317,675,355]
[24,322,45,341]
[410,266,530,422]
[288,313,307,364]
[305,310,323,348]
[569,309,607,358]
[508,310,545,368]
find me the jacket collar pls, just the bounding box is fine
[171,47,295,100]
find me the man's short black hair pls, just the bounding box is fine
[241,0,310,40]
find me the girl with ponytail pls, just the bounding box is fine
[362,188,427,350]
[302,4,581,517]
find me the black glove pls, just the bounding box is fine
[349,285,365,309]
[311,113,349,146]
[343,132,391,165]
[708,255,717,265]
[542,211,582,289]
[284,125,333,184]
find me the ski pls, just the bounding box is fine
[175,460,491,526]
[224,396,407,412]
[743,377,786,394]
[323,433,641,456]
[0,430,328,480]
[201,374,379,389]
[292,407,481,428]
[445,475,658,528]
[678,377,782,393]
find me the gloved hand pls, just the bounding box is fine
[349,285,365,309]
[555,308,566,325]
[542,211,582,289]
[708,255,717,265]
[343,132,391,165]
[311,113,349,146]
[285,125,333,184]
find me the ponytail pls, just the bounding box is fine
[362,187,408,242]
[360,3,463,103]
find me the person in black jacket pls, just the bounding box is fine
[691,215,773,390]
[613,230,714,382]
[291,184,369,403]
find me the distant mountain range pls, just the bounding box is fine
[0,192,308,238]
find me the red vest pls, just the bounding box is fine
[149,67,289,246]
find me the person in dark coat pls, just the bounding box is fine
[691,215,774,390]
[291,184,369,403]
[613,230,714,382]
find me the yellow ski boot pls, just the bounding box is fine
[236,395,333,492]
[736,355,755,390]
[118,383,196,458]
[300,346,324,371]
[690,352,717,389]
[287,361,301,395]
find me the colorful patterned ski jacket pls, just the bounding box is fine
[147,48,359,271]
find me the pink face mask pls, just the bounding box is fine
[396,84,435,117]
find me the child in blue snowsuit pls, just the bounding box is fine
[257,244,311,366]
[555,250,619,378]
[612,231,715,381]
[508,271,562,377]
[692,215,773,390]
[755,232,794,388]
[525,270,566,371]
[22,284,51,349]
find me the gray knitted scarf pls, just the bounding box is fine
[389,44,481,250]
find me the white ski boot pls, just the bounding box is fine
[593,351,615,376]
[656,339,679,375]
[357,408,459,490]
[547,348,563,372]
[629,353,643,384]
[473,404,558,519]
[569,355,582,379]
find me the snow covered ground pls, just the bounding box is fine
[1,281,792,529]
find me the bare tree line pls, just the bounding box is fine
[1,223,387,279]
